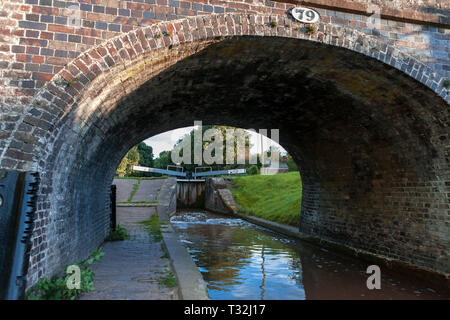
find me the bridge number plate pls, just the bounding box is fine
[291,7,320,24]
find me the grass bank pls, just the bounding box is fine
[229,172,302,227]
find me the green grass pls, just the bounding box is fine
[127,179,141,202]
[158,269,177,288]
[229,172,302,227]
[139,213,163,242]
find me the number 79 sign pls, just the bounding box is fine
[291,7,321,24]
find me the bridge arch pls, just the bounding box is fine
[2,13,448,285]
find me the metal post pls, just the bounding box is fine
[110,184,117,230]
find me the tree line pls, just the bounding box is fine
[116,126,298,177]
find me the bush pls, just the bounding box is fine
[247,165,259,175]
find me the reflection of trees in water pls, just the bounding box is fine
[181,224,253,289]
[178,222,304,292]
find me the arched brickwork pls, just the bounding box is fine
[0,12,448,286]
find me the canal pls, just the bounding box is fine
[170,210,449,300]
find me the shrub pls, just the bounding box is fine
[26,248,104,300]
[105,225,129,241]
[247,165,259,175]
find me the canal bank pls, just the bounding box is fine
[170,210,450,300]
[163,177,449,298]
[157,178,209,300]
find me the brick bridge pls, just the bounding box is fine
[0,0,448,288]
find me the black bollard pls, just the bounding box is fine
[110,184,117,230]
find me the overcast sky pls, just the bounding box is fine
[143,126,287,157]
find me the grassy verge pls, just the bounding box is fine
[26,248,104,300]
[229,172,302,227]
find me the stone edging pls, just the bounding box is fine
[160,223,210,300]
[156,177,209,300]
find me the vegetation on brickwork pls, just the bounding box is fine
[105,225,129,241]
[444,79,450,89]
[26,248,104,300]
[229,172,302,227]
[140,213,164,242]
[154,33,162,39]
[305,24,317,35]
[269,21,278,28]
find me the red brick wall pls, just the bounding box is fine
[0,0,448,288]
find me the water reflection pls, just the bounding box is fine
[171,211,449,300]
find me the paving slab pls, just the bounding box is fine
[79,206,178,300]
[113,179,138,202]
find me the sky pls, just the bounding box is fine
[143,126,287,158]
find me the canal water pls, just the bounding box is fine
[170,210,449,300]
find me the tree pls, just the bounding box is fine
[135,142,154,176]
[137,142,153,167]
[171,125,254,172]
[116,146,140,176]
[153,151,173,170]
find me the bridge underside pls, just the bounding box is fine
[28,36,449,283]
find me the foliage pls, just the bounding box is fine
[305,24,317,35]
[230,172,302,227]
[116,146,140,176]
[153,150,174,170]
[169,125,254,172]
[286,154,299,172]
[136,142,154,176]
[140,213,163,242]
[444,79,450,89]
[158,269,177,288]
[269,21,278,28]
[26,248,104,300]
[105,225,129,241]
[247,165,259,175]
